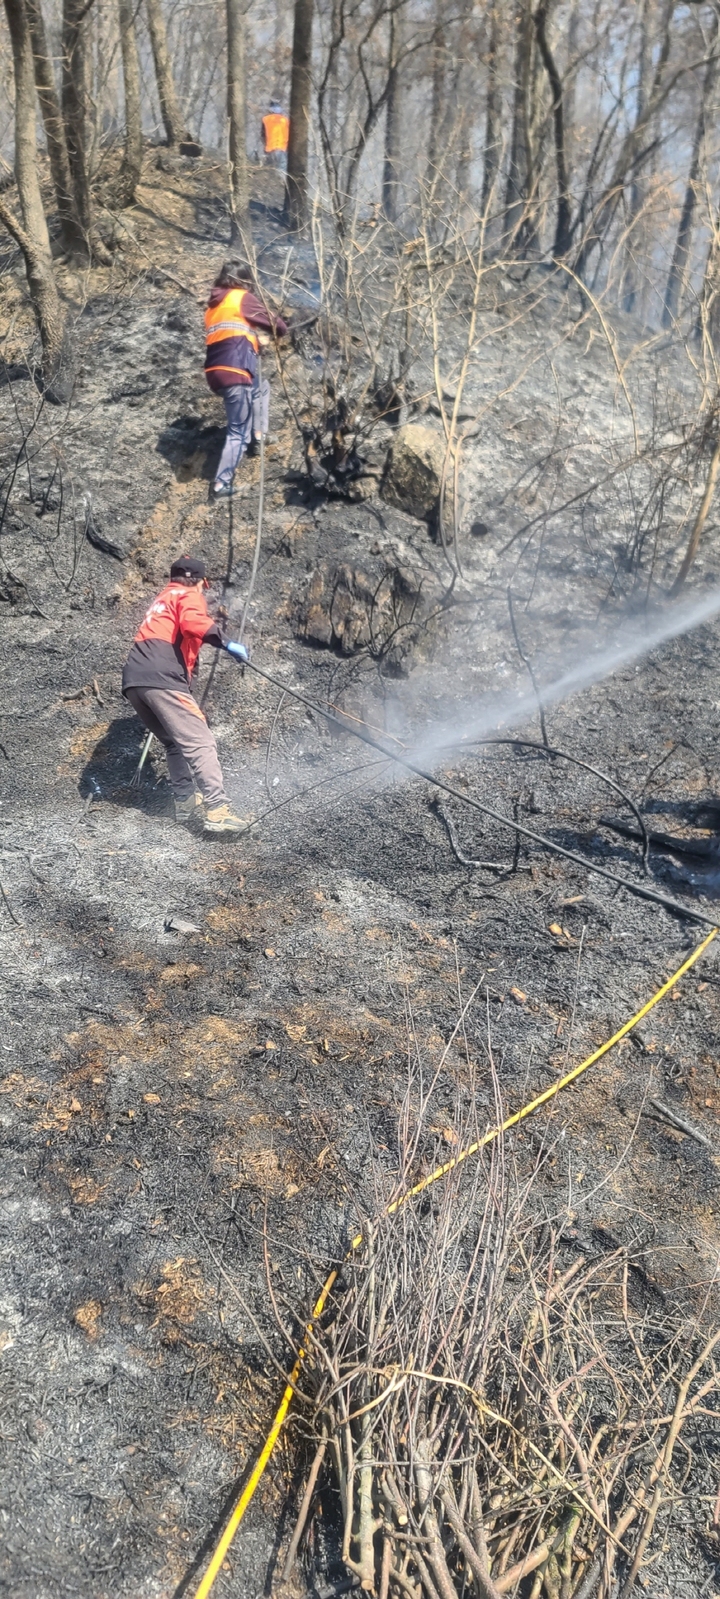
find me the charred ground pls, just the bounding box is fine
[1,154,720,1597]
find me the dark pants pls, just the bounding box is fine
[215,385,253,487]
[126,687,227,805]
[215,379,271,487]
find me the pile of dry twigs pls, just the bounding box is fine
[280,1070,720,1599]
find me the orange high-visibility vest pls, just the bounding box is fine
[204,289,260,354]
[262,112,289,153]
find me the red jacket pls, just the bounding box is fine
[122,582,223,694]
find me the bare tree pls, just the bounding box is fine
[662,16,719,327]
[1,0,69,396]
[573,0,679,282]
[382,0,406,223]
[425,0,446,186]
[622,0,652,315]
[317,0,403,235]
[226,0,250,243]
[453,0,477,204]
[145,0,185,148]
[319,2,439,237]
[534,0,571,257]
[117,0,143,205]
[284,0,314,233]
[61,0,93,244]
[424,1,475,202]
[480,0,502,217]
[24,0,85,259]
[562,0,580,146]
[504,0,536,252]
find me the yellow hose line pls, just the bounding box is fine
[192,1271,339,1599]
[383,925,718,1217]
[191,926,717,1598]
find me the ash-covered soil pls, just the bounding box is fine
[1,155,720,1597]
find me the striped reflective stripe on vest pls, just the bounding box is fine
[207,320,252,336]
[205,289,260,352]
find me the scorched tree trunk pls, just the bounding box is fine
[226,0,250,244]
[1,0,69,397]
[146,0,184,148]
[24,0,85,259]
[118,0,143,205]
[284,0,313,233]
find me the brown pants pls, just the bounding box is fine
[126,687,228,806]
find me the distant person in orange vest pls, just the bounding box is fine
[262,101,289,170]
[204,258,288,501]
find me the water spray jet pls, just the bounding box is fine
[240,654,720,930]
[412,585,720,771]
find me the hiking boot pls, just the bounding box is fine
[174,792,204,825]
[212,482,235,501]
[204,803,256,837]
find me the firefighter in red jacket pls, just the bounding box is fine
[122,554,251,836]
[204,258,288,501]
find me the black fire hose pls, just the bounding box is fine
[240,656,720,932]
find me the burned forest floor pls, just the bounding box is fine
[1,151,720,1599]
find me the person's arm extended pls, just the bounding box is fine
[242,291,289,339]
[179,590,225,649]
[201,620,225,648]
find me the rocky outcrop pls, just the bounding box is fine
[381,423,445,520]
[296,562,377,655]
[292,537,442,674]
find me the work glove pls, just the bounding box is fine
[225,640,250,664]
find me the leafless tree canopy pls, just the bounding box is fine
[1,1,719,284]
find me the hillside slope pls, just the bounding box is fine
[1,154,720,1598]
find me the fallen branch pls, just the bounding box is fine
[431,795,529,875]
[281,1428,327,1580]
[646,1097,714,1150]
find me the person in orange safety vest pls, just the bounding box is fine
[261,101,289,169]
[204,258,288,501]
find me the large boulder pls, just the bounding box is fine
[293,538,443,674]
[381,423,445,520]
[296,562,376,655]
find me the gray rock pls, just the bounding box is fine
[294,562,377,654]
[163,915,201,935]
[292,540,442,672]
[381,423,445,520]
